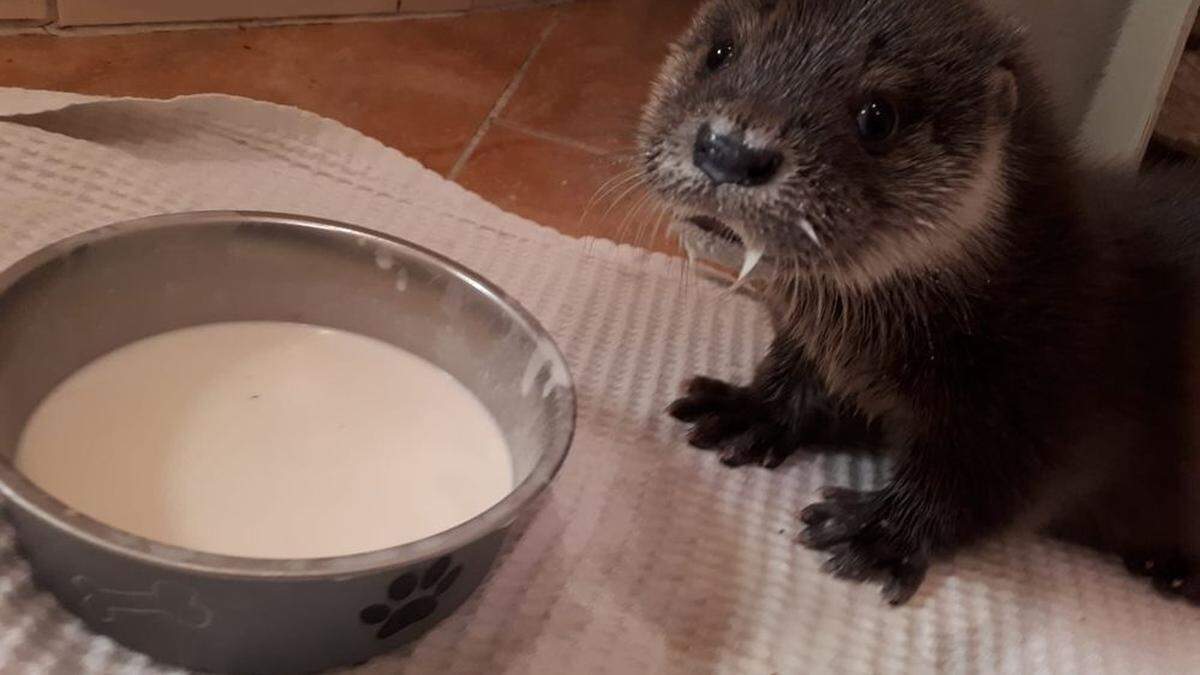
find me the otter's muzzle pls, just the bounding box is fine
[693,123,782,187]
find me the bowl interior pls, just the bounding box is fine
[0,212,574,573]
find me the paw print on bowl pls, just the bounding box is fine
[359,556,463,639]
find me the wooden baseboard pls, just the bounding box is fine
[47,0,558,28]
[0,0,49,21]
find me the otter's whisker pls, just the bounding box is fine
[651,204,675,252]
[601,176,646,223]
[616,185,653,246]
[583,168,642,226]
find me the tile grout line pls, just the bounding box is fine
[490,118,622,159]
[446,10,562,181]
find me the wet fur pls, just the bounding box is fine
[646,0,1200,604]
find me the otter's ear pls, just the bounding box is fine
[987,14,1024,121]
[989,64,1019,121]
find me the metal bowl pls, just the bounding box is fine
[0,212,576,674]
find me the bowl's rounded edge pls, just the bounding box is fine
[0,210,578,581]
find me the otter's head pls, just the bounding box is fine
[639,0,1028,289]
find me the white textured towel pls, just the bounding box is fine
[0,89,1197,675]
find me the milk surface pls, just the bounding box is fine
[16,322,513,559]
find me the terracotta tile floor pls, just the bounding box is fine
[0,0,704,253]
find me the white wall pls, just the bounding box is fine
[987,0,1129,132]
[1081,0,1200,163]
[986,0,1200,165]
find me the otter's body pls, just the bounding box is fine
[641,0,1200,604]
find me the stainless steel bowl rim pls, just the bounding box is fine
[0,211,576,580]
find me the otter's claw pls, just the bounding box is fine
[799,488,930,606]
[668,377,798,468]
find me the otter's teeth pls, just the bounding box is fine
[731,243,765,291]
[682,237,697,266]
[800,218,821,247]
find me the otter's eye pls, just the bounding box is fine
[856,98,898,145]
[706,42,735,71]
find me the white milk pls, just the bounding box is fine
[15,322,513,559]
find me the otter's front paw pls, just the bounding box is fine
[799,487,931,605]
[667,377,795,468]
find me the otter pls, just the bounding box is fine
[638,0,1200,606]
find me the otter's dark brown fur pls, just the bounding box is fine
[640,0,1200,605]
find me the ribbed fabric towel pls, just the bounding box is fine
[0,89,1196,674]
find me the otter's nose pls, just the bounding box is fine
[693,123,782,187]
